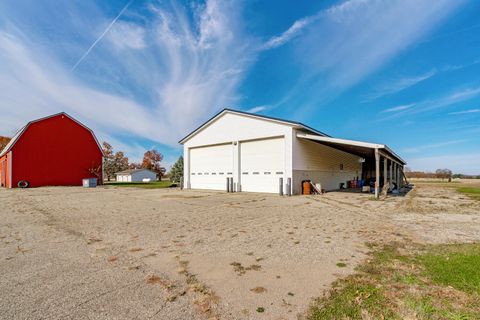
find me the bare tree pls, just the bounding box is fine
[435,168,452,181]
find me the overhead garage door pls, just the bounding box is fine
[240,137,285,193]
[190,143,233,190]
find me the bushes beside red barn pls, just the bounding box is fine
[0,113,103,188]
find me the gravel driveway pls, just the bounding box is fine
[1,185,479,319]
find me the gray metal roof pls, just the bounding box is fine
[115,168,155,175]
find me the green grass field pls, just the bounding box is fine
[104,180,175,189]
[457,187,480,200]
[418,244,480,294]
[308,243,480,319]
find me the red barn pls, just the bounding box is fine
[0,113,103,188]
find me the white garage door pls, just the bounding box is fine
[190,144,233,190]
[240,137,285,193]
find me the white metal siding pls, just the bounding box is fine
[130,170,157,182]
[116,170,156,182]
[240,137,285,193]
[185,113,293,148]
[293,137,361,192]
[189,144,234,190]
[183,112,294,191]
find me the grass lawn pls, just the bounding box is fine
[308,243,480,320]
[457,187,480,200]
[104,180,175,189]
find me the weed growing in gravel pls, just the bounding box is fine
[250,287,267,293]
[230,262,262,276]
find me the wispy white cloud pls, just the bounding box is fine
[416,87,480,114]
[261,14,321,50]
[377,86,480,122]
[71,0,133,70]
[258,0,464,113]
[297,0,462,89]
[366,71,436,101]
[0,0,254,159]
[380,103,415,114]
[448,109,480,115]
[403,139,469,153]
[260,0,372,51]
[246,105,268,113]
[107,21,146,50]
[317,0,462,89]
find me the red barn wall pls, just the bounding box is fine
[0,153,9,188]
[10,114,103,188]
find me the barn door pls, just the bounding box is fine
[189,143,234,190]
[240,137,285,193]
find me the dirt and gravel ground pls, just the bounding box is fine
[0,183,479,320]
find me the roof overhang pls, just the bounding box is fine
[296,133,406,165]
[179,108,329,144]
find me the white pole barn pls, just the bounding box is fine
[180,109,406,196]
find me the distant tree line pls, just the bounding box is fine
[405,167,479,180]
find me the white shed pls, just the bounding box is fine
[115,169,157,183]
[180,109,406,197]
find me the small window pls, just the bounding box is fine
[191,173,196,175]
[264,172,271,175]
[276,171,283,175]
[227,172,233,175]
[219,172,225,175]
[212,172,216,175]
[242,172,249,175]
[198,173,203,175]
[204,172,209,175]
[253,172,259,175]
[340,164,344,171]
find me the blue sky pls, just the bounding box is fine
[0,0,479,174]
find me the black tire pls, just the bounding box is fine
[18,180,29,188]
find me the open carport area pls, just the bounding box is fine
[1,186,480,319]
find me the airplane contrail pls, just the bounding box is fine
[71,0,133,71]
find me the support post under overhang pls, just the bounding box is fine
[383,157,388,187]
